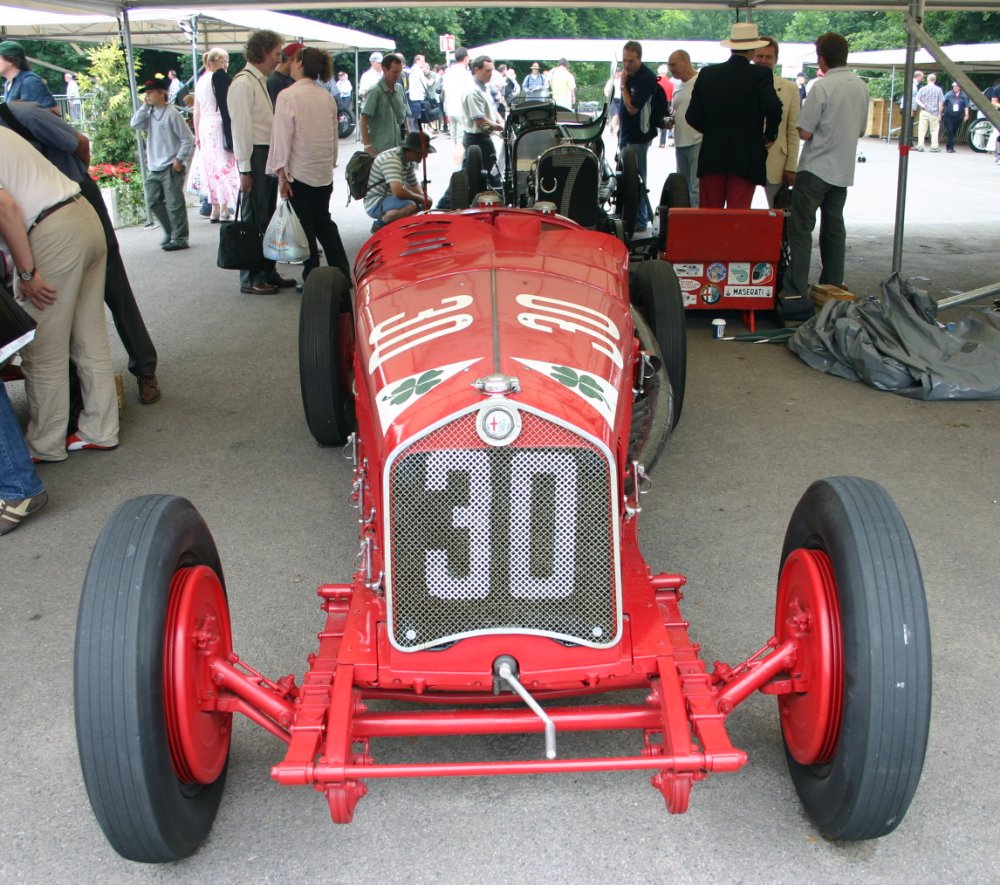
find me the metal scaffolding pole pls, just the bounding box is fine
[119,7,152,227]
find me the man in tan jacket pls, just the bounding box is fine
[754,37,800,207]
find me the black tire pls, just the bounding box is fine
[299,267,356,446]
[465,144,484,194]
[449,169,470,210]
[338,106,356,140]
[75,495,230,862]
[628,307,672,471]
[617,147,639,242]
[630,261,687,428]
[656,172,690,253]
[778,477,931,841]
[967,118,993,152]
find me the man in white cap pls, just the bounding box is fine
[359,52,383,104]
[685,21,780,209]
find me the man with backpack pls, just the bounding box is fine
[363,131,434,232]
[685,22,781,209]
[618,40,659,231]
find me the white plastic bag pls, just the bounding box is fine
[263,199,309,263]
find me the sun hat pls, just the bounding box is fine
[402,131,436,155]
[720,22,769,51]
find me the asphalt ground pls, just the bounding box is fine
[1,131,999,883]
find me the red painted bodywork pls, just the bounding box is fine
[192,209,813,822]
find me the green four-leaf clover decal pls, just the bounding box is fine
[549,366,607,406]
[383,369,444,406]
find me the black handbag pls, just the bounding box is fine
[217,196,267,272]
[0,282,37,365]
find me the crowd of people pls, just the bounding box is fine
[2,26,1000,536]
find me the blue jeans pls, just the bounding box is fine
[622,139,651,228]
[674,143,701,207]
[367,194,418,224]
[783,170,848,298]
[0,382,44,501]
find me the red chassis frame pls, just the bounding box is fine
[176,531,806,824]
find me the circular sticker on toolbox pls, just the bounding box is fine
[752,262,774,284]
[678,278,700,291]
[706,262,727,283]
[700,284,722,305]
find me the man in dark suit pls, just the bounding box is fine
[685,22,781,209]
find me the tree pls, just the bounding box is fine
[86,43,140,165]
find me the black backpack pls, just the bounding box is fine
[345,150,375,204]
[646,79,671,139]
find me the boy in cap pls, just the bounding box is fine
[131,78,194,251]
[363,131,434,231]
[0,41,56,108]
[267,42,303,106]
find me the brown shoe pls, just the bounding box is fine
[240,283,278,295]
[137,373,161,404]
[272,276,297,289]
[0,490,49,536]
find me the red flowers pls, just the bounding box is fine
[89,162,134,185]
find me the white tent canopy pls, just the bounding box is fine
[842,42,1000,73]
[468,38,816,78]
[0,5,395,54]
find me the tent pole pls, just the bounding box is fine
[891,0,922,274]
[355,48,361,143]
[120,6,153,227]
[189,15,200,94]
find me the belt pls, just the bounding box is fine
[29,195,79,232]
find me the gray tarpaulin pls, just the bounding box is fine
[788,274,1000,400]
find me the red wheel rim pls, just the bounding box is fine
[775,548,843,765]
[164,565,233,783]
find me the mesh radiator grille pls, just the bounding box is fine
[387,411,617,651]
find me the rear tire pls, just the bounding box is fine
[299,267,356,446]
[338,107,356,139]
[75,495,230,862]
[465,144,484,194]
[617,147,639,242]
[657,172,690,254]
[630,261,687,427]
[777,477,931,841]
[449,169,470,210]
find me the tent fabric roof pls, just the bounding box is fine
[0,5,395,53]
[468,38,816,76]
[5,0,1000,11]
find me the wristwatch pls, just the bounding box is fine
[18,267,35,282]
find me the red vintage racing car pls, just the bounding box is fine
[74,206,931,862]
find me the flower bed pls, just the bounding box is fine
[89,162,145,228]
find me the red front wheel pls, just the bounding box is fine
[75,496,231,862]
[776,477,931,841]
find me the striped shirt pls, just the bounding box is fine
[363,146,419,214]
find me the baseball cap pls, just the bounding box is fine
[369,52,383,64]
[139,78,169,93]
[282,42,305,59]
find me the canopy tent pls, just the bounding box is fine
[843,42,1000,72]
[5,0,1000,11]
[0,6,395,54]
[468,38,816,78]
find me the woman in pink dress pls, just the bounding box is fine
[193,47,240,222]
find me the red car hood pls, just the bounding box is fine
[354,210,633,454]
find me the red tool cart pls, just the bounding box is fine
[663,208,785,332]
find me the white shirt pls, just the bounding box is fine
[442,62,473,119]
[266,78,339,188]
[229,63,275,172]
[671,74,702,149]
[359,66,381,100]
[0,128,80,239]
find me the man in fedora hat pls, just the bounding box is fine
[363,131,434,232]
[685,21,781,209]
[130,78,194,251]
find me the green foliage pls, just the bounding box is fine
[85,43,140,166]
[9,39,85,95]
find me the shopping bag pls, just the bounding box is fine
[262,199,310,264]
[217,197,267,272]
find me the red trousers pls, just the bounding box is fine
[699,173,756,209]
